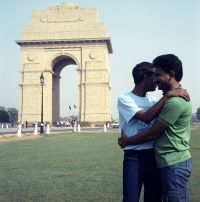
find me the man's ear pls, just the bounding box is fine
[169,71,175,79]
[143,74,149,81]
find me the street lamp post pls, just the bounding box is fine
[40,73,44,135]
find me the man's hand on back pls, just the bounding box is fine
[118,130,128,148]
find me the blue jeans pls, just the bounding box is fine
[159,158,192,202]
[123,149,162,202]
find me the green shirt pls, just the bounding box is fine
[154,97,192,168]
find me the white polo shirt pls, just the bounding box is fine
[117,92,157,150]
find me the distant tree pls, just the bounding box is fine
[0,110,10,123]
[7,108,18,124]
[7,108,18,112]
[190,113,198,125]
[196,107,200,120]
[0,106,6,111]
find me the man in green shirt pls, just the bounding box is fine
[119,54,192,202]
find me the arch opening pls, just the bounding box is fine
[52,55,77,124]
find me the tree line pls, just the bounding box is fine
[0,106,18,124]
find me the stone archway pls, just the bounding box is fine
[51,55,77,124]
[16,3,112,124]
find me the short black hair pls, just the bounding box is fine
[153,54,183,82]
[132,62,153,84]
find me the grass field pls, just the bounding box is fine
[0,129,199,202]
[189,128,200,202]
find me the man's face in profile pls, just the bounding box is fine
[145,70,157,92]
[153,67,171,91]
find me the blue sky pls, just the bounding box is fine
[0,0,199,119]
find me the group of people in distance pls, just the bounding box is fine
[117,54,192,202]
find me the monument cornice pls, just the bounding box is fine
[19,83,43,87]
[16,38,113,53]
[79,82,110,86]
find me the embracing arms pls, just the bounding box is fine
[118,121,167,148]
[134,89,189,123]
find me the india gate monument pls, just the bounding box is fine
[16,3,112,125]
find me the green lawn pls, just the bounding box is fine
[189,128,200,202]
[0,130,199,202]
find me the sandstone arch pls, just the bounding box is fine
[16,3,112,124]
